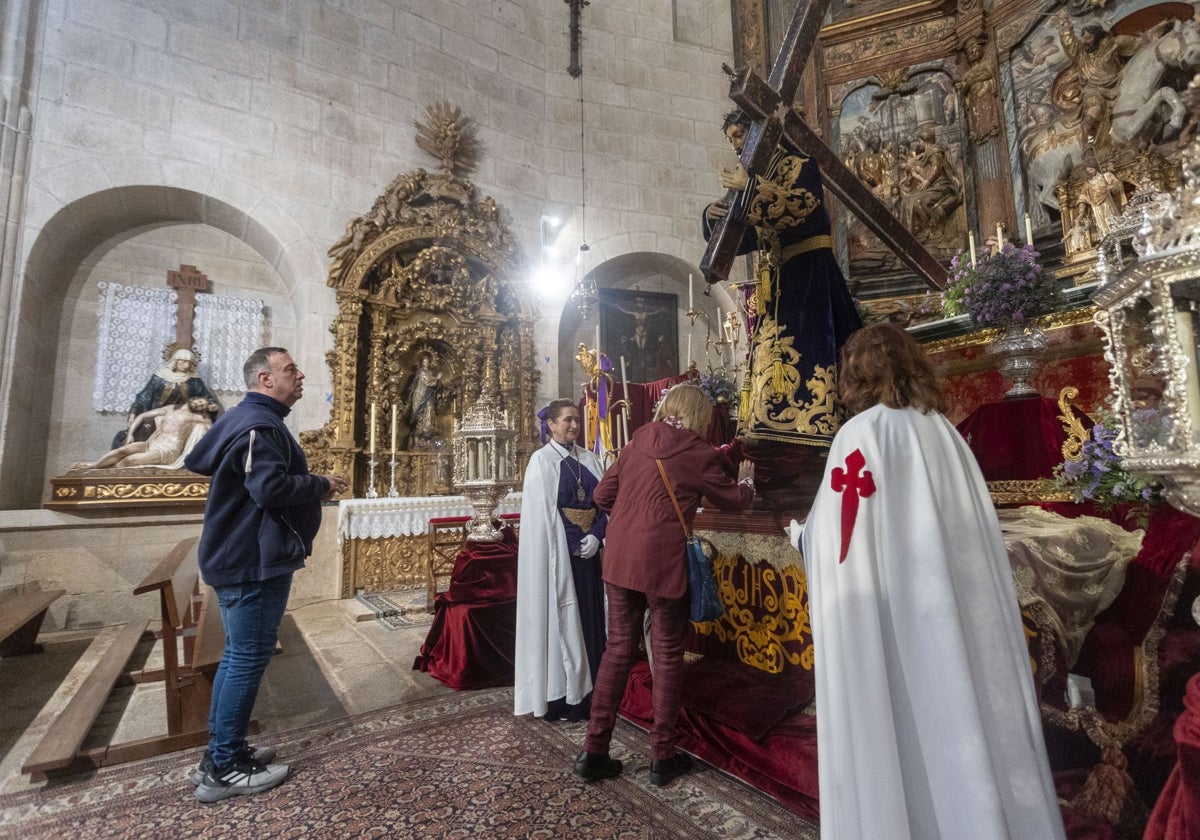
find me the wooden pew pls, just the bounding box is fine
[22,535,227,779]
[0,586,65,656]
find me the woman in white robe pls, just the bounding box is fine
[514,399,607,720]
[796,322,1066,840]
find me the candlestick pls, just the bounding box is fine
[390,404,398,455]
[968,231,977,268]
[1024,212,1034,246]
[688,273,694,311]
[369,403,377,456]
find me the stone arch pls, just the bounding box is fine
[2,182,320,509]
[554,250,739,396]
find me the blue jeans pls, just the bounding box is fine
[208,572,292,770]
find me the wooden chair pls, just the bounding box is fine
[426,516,470,612]
[0,585,65,657]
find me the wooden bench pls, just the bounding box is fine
[23,535,227,779]
[0,586,65,656]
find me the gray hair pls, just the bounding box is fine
[243,347,289,390]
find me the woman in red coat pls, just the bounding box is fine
[574,383,754,786]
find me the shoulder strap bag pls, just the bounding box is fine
[655,458,723,623]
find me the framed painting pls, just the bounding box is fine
[599,289,678,384]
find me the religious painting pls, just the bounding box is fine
[599,289,678,384]
[1010,2,1199,228]
[835,66,968,294]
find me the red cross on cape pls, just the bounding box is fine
[830,448,876,563]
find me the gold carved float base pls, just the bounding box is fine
[46,469,209,511]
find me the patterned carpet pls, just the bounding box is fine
[0,688,818,839]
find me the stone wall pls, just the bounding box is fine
[0,0,738,509]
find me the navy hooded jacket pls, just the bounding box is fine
[184,391,329,587]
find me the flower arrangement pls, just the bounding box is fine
[942,243,1063,328]
[696,369,738,405]
[1053,410,1165,518]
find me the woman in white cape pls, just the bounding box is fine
[514,399,608,721]
[795,323,1066,840]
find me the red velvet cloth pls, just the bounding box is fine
[956,396,1089,481]
[1145,674,1200,840]
[619,659,821,819]
[1032,505,1200,721]
[581,372,736,448]
[412,529,517,691]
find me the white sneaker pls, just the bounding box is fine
[190,745,278,786]
[194,757,289,803]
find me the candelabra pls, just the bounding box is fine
[365,456,379,498]
[685,300,745,378]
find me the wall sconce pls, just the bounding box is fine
[1092,138,1200,516]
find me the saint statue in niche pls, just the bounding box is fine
[404,351,443,448]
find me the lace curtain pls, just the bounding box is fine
[93,283,177,412]
[193,293,265,392]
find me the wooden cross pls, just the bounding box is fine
[166,264,210,350]
[701,0,948,291]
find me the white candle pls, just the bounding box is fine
[1024,213,1034,246]
[369,403,377,456]
[390,404,397,455]
[620,355,629,393]
[717,306,724,340]
[968,231,977,268]
[688,274,694,311]
[996,222,1004,249]
[687,334,692,368]
[595,325,601,360]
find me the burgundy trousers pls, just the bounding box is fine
[584,581,688,761]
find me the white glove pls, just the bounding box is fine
[785,518,805,551]
[579,534,600,559]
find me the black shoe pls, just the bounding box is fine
[573,750,623,782]
[649,752,693,787]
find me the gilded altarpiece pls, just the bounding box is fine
[303,103,540,594]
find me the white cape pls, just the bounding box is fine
[799,405,1065,840]
[513,442,605,717]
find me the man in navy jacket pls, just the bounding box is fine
[185,347,348,802]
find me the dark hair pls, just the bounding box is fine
[838,323,946,416]
[1081,24,1108,42]
[722,109,750,133]
[244,347,289,390]
[546,398,578,422]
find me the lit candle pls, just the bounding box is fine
[688,273,694,311]
[390,404,398,455]
[996,222,1004,249]
[369,403,377,457]
[1024,212,1034,246]
[968,231,977,267]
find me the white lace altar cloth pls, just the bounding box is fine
[94,283,177,411]
[194,293,264,392]
[999,506,1145,669]
[338,493,523,541]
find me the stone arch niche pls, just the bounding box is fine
[304,103,539,497]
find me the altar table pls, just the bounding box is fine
[336,493,521,597]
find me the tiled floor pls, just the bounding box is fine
[0,596,451,794]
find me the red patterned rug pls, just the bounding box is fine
[0,688,818,839]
